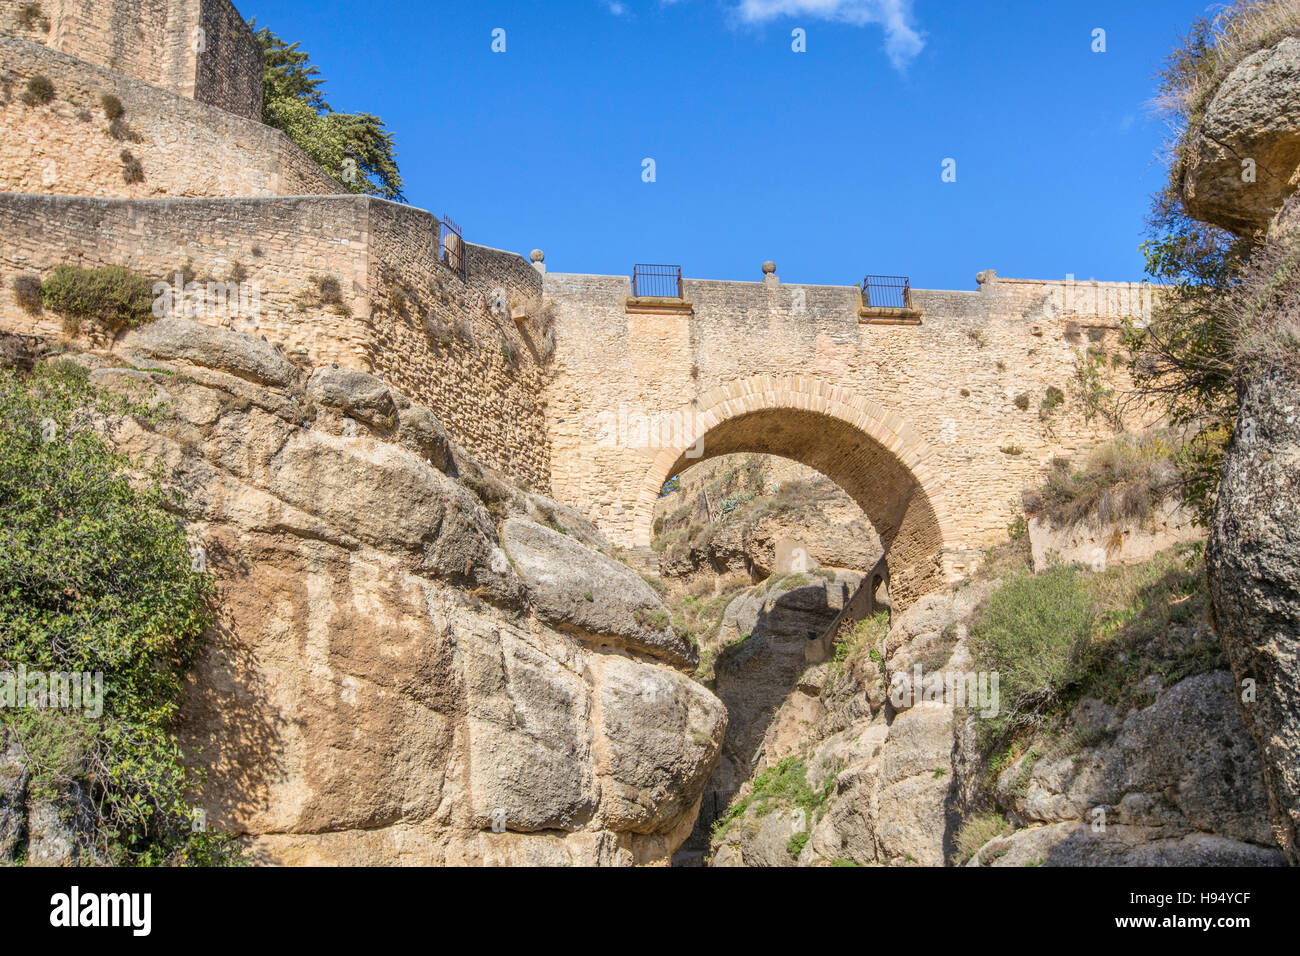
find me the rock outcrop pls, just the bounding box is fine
[1179,33,1300,866]
[15,319,727,866]
[709,559,1284,867]
[1181,36,1300,236]
[1208,369,1300,864]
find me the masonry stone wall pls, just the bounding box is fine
[0,36,337,198]
[542,269,1153,597]
[0,193,552,487]
[0,0,262,119]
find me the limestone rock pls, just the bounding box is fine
[968,823,1285,867]
[1182,37,1300,235]
[50,333,730,867]
[1208,368,1300,864]
[121,317,298,387]
[0,731,27,861]
[25,782,101,867]
[995,672,1276,846]
[502,518,694,669]
[306,366,398,429]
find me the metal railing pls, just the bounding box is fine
[440,215,466,279]
[862,274,912,310]
[632,263,683,299]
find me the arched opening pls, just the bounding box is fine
[634,376,953,610]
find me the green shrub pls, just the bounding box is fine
[12,274,42,315]
[100,93,124,121]
[1013,392,1030,411]
[0,361,239,864]
[955,812,1010,864]
[1039,385,1066,420]
[120,149,144,184]
[21,74,54,106]
[39,264,155,334]
[714,756,837,841]
[969,566,1094,744]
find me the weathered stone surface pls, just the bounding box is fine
[122,317,298,387]
[1028,498,1204,574]
[995,672,1276,847]
[1209,369,1300,864]
[0,731,27,861]
[306,366,398,429]
[24,782,101,867]
[1182,37,1300,235]
[56,339,728,867]
[502,518,694,669]
[590,654,726,833]
[968,822,1286,867]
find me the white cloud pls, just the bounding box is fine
[735,0,925,69]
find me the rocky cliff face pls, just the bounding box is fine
[1183,33,1300,865]
[22,319,726,866]
[1209,370,1300,864]
[709,550,1283,867]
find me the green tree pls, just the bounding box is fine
[253,24,405,202]
[0,360,239,865]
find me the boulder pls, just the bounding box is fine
[968,822,1286,867]
[1182,37,1300,235]
[306,366,398,429]
[502,518,694,669]
[121,317,298,387]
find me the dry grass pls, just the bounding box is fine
[1023,431,1182,529]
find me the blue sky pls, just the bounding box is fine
[242,0,1210,290]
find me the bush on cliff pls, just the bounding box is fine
[969,547,1221,756]
[253,24,405,202]
[40,264,156,336]
[0,361,239,865]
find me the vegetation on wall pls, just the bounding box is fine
[253,24,405,201]
[0,361,240,865]
[39,265,156,336]
[20,74,54,107]
[1021,430,1183,528]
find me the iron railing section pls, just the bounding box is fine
[632,263,683,299]
[862,274,912,310]
[440,215,466,279]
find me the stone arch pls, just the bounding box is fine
[634,376,956,608]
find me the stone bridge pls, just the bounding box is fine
[540,267,1153,607]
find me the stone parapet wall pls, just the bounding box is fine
[0,36,337,198]
[0,0,262,120]
[0,193,551,487]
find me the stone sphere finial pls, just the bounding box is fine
[762,260,776,275]
[530,249,545,263]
